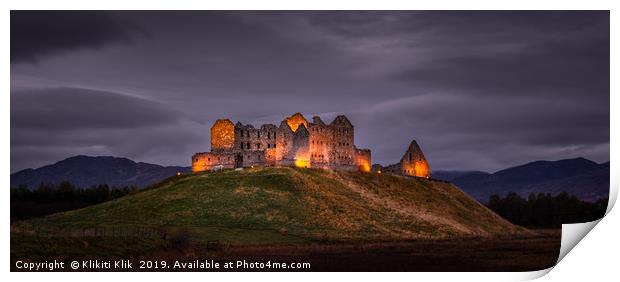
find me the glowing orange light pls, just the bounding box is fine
[285,113,308,132]
[294,150,311,168]
[211,119,235,150]
[354,151,371,173]
[402,160,430,178]
[177,172,181,176]
[414,161,430,178]
[360,163,371,173]
[295,159,310,168]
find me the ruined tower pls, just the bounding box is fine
[211,119,235,151]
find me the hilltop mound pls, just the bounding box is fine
[22,167,525,244]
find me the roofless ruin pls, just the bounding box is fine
[192,113,430,178]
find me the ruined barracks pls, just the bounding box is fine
[192,113,372,173]
[375,140,431,178]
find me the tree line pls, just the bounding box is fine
[11,181,137,222]
[486,192,607,228]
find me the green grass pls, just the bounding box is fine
[11,167,526,258]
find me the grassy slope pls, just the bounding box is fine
[14,167,525,247]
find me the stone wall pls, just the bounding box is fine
[378,140,431,178]
[308,116,333,167]
[234,123,278,152]
[354,148,372,172]
[191,151,235,172]
[291,124,310,168]
[211,119,235,151]
[383,163,401,174]
[275,121,294,162]
[239,150,266,167]
[400,140,431,178]
[331,115,355,167]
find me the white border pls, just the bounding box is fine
[3,1,617,281]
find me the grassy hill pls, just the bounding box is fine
[13,167,525,249]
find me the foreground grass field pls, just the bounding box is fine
[12,167,534,263]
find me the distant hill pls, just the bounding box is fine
[17,167,525,246]
[431,170,489,182]
[10,155,191,189]
[445,158,609,203]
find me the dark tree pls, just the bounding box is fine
[487,192,607,228]
[10,182,136,222]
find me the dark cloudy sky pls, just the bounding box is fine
[10,11,610,173]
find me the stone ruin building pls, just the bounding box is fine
[373,140,431,178]
[192,113,372,173]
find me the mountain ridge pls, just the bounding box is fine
[434,158,609,202]
[11,155,191,189]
